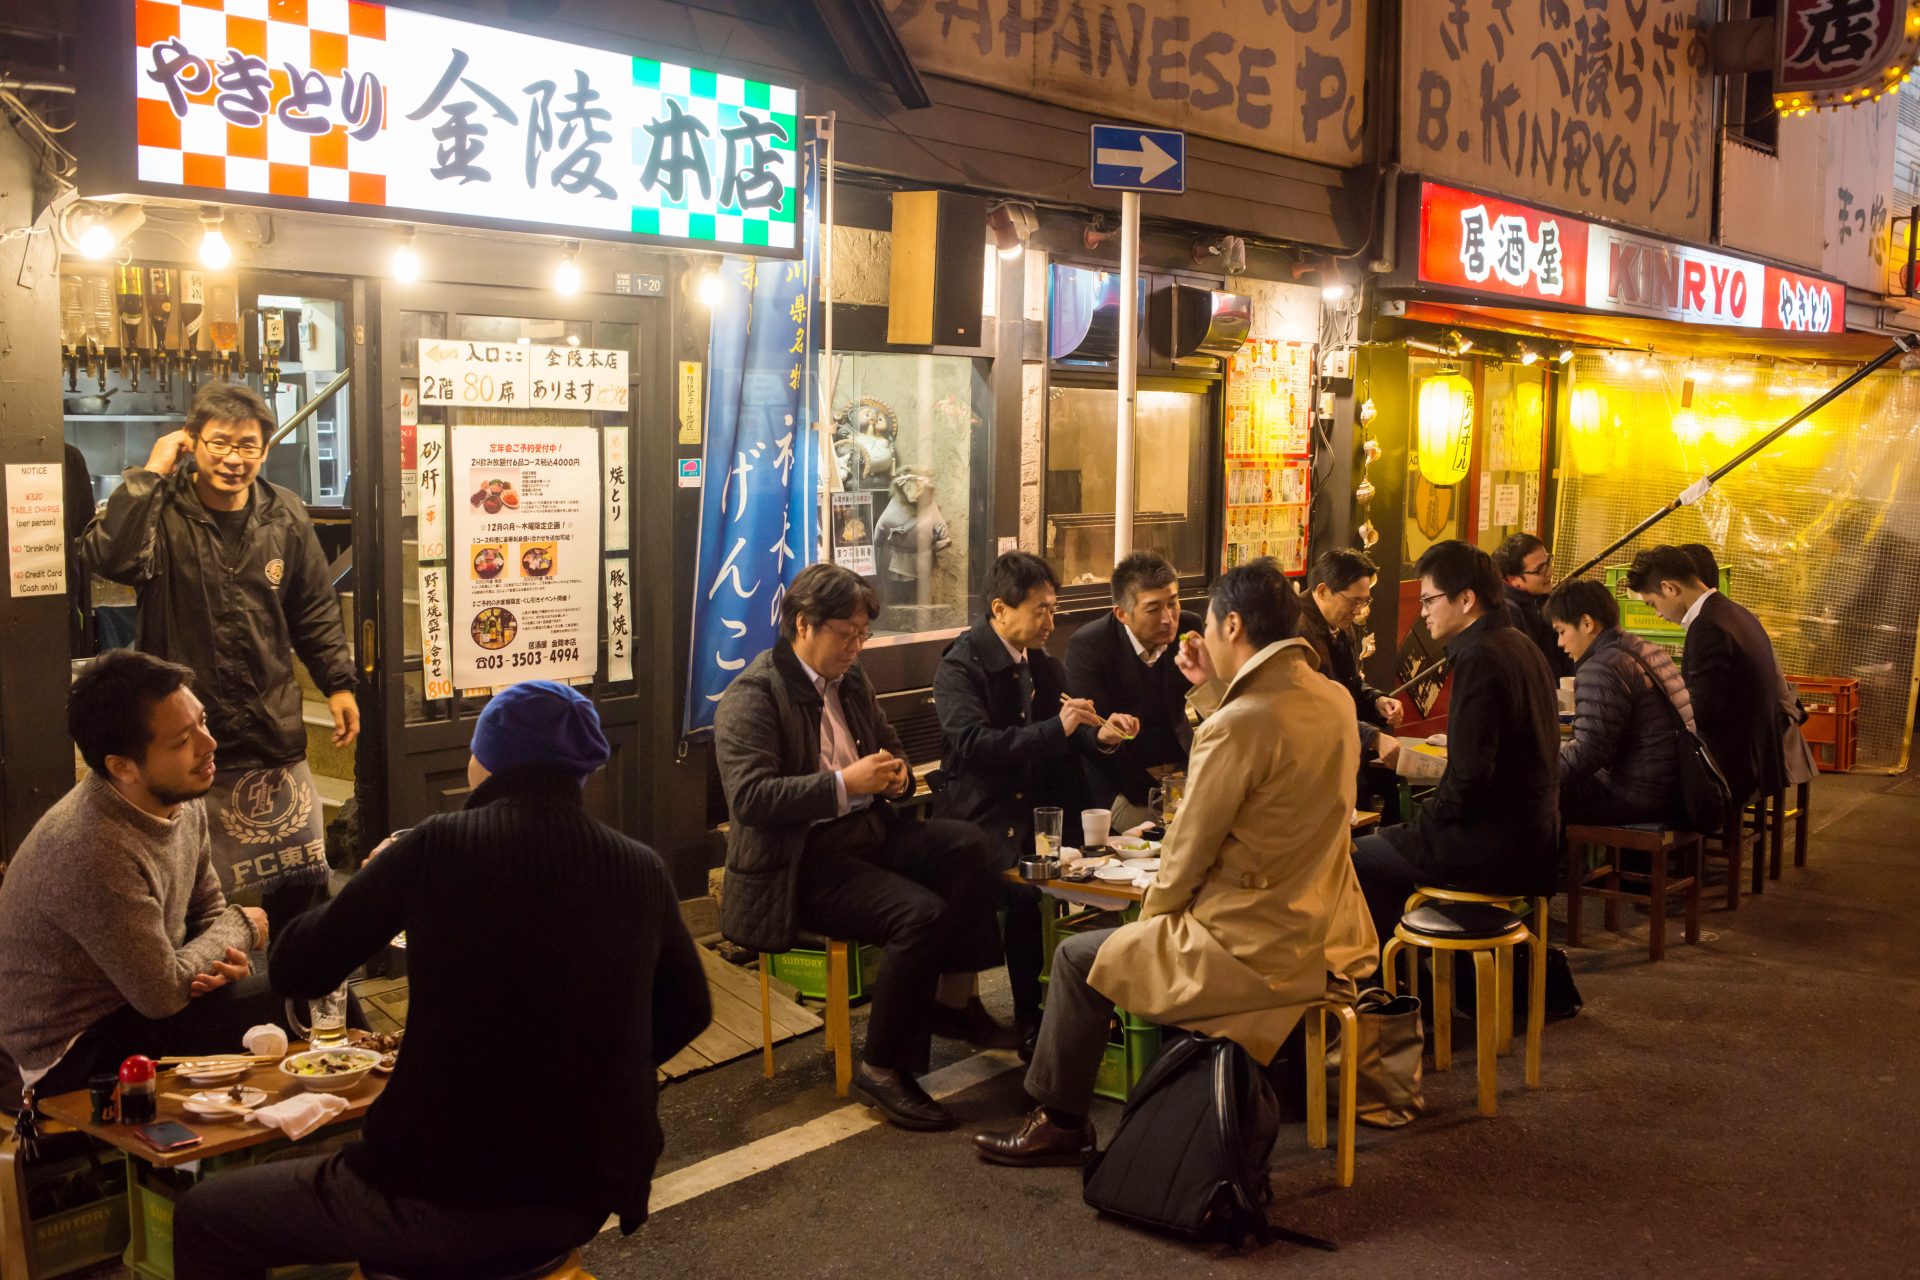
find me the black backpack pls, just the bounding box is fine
[1082,1032,1335,1251]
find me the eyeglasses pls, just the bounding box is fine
[1337,590,1372,607]
[1520,559,1553,579]
[821,620,871,647]
[200,437,266,460]
[1418,591,1451,611]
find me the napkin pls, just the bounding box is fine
[249,1093,349,1140]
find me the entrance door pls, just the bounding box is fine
[355,282,669,846]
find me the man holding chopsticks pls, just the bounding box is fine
[934,552,1138,1057]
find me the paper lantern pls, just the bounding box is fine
[1567,386,1610,474]
[1416,372,1474,486]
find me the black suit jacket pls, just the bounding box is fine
[1297,600,1392,749]
[1682,591,1788,805]
[933,617,1100,859]
[1064,610,1204,805]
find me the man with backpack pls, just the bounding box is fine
[970,560,1376,1166]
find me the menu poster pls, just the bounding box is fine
[419,565,452,701]
[605,559,634,684]
[1224,338,1315,457]
[831,491,875,576]
[604,427,631,553]
[416,425,447,561]
[450,427,602,690]
[6,463,65,597]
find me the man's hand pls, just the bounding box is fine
[190,947,253,997]
[844,751,906,797]
[1374,734,1401,767]
[884,764,913,798]
[1097,712,1141,746]
[328,689,361,748]
[1376,695,1406,728]
[1057,696,1101,734]
[144,429,193,476]
[1174,632,1213,687]
[240,906,269,952]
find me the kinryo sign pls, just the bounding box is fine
[1416,181,1845,335]
[112,0,801,253]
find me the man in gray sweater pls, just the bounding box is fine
[0,650,274,1101]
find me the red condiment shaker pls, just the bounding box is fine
[118,1055,157,1124]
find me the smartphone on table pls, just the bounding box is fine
[134,1120,203,1152]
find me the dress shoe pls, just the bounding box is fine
[929,998,1020,1050]
[972,1107,1095,1167]
[850,1062,953,1131]
[1016,1012,1041,1065]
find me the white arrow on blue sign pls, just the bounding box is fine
[1088,123,1186,194]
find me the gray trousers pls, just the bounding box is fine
[1023,928,1119,1118]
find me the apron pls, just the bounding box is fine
[205,760,330,901]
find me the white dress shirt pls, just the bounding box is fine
[1681,587,1717,631]
[1124,622,1168,666]
[796,655,869,818]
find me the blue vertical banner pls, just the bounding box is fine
[683,133,822,735]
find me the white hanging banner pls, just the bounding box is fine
[603,427,631,553]
[416,424,447,561]
[419,565,452,701]
[530,344,630,411]
[6,463,66,598]
[605,558,634,683]
[450,426,602,690]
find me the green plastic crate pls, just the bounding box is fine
[126,1168,351,1280]
[24,1150,128,1279]
[1605,564,1729,650]
[1093,1024,1163,1103]
[768,943,882,1003]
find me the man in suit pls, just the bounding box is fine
[935,552,1137,1053]
[1625,545,1788,812]
[714,564,1006,1132]
[1065,551,1204,833]
[970,560,1376,1166]
[1296,548,1404,756]
[1681,544,1818,791]
[1350,541,1560,948]
[1495,532,1577,682]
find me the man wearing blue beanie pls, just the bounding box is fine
[174,679,710,1279]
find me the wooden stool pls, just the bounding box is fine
[1702,796,1763,910]
[759,942,853,1098]
[352,1251,591,1280]
[1785,780,1811,868]
[1400,887,1549,1056]
[1742,792,1785,891]
[1381,903,1543,1117]
[1302,999,1359,1188]
[1563,824,1702,961]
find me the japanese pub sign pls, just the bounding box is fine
[1416,181,1846,335]
[111,0,801,254]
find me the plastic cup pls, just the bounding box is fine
[1081,808,1112,849]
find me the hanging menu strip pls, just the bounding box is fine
[418,340,631,411]
[605,559,634,684]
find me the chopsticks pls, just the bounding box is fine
[1059,694,1136,741]
[160,1090,258,1116]
[156,1054,277,1067]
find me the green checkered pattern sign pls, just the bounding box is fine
[630,58,800,251]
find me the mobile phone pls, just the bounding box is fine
[134,1120,203,1152]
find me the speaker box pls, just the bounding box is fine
[887,190,986,347]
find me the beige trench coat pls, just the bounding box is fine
[1088,638,1379,1064]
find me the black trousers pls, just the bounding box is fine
[1350,832,1428,957]
[33,972,283,1099]
[795,809,1002,1074]
[173,1148,603,1280]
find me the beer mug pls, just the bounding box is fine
[1148,773,1186,825]
[284,982,350,1048]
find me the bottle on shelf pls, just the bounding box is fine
[114,264,146,389]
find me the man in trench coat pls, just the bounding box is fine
[972,559,1378,1165]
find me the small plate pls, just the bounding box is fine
[1121,857,1161,872]
[177,1063,251,1085]
[1108,836,1156,854]
[182,1086,267,1118]
[1093,865,1137,882]
[1069,855,1114,869]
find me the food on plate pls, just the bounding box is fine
[287,1050,373,1076]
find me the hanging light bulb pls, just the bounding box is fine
[553,240,582,295]
[198,207,231,268]
[391,225,421,283]
[697,270,723,307]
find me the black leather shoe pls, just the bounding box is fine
[1016,1013,1041,1065]
[929,998,1020,1050]
[851,1063,953,1131]
[973,1107,1095,1167]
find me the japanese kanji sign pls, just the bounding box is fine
[419,564,451,700]
[1417,181,1845,334]
[123,0,801,253]
[450,426,601,691]
[1776,0,1920,107]
[417,340,630,410]
[603,426,630,554]
[604,558,633,683]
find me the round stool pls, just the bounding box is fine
[351,1251,590,1280]
[1381,902,1543,1117]
[1402,887,1550,1056]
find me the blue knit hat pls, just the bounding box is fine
[471,680,610,780]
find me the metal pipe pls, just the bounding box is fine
[1113,189,1140,565]
[268,367,351,447]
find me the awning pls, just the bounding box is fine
[1396,300,1902,364]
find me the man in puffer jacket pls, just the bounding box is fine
[1544,579,1694,827]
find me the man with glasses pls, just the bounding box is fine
[714,564,1005,1132]
[1299,549,1404,756]
[1349,541,1559,951]
[1495,532,1576,681]
[83,383,358,936]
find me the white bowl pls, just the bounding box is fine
[278,1047,382,1094]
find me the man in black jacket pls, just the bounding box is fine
[935,552,1136,1051]
[1495,532,1577,682]
[1625,545,1787,810]
[1682,544,1818,792]
[82,383,358,934]
[1297,549,1404,754]
[1351,541,1560,948]
[714,564,1005,1132]
[1064,551,1203,832]
[172,681,710,1280]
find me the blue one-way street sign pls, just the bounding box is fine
[1089,124,1186,194]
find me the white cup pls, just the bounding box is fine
[1081,808,1113,849]
[243,1024,289,1058]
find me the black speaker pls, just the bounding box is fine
[887,190,986,347]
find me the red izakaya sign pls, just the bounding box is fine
[1776,0,1918,98]
[1416,182,1846,335]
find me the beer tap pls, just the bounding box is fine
[60,274,84,392]
[209,280,240,384]
[145,268,176,394]
[179,271,205,391]
[114,265,146,390]
[85,273,113,392]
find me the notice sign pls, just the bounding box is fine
[419,565,452,701]
[417,425,447,561]
[419,341,630,411]
[6,463,66,597]
[450,427,601,690]
[830,491,874,576]
[678,360,703,444]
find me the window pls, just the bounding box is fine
[828,352,990,639]
[1726,0,1779,152]
[1044,385,1210,587]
